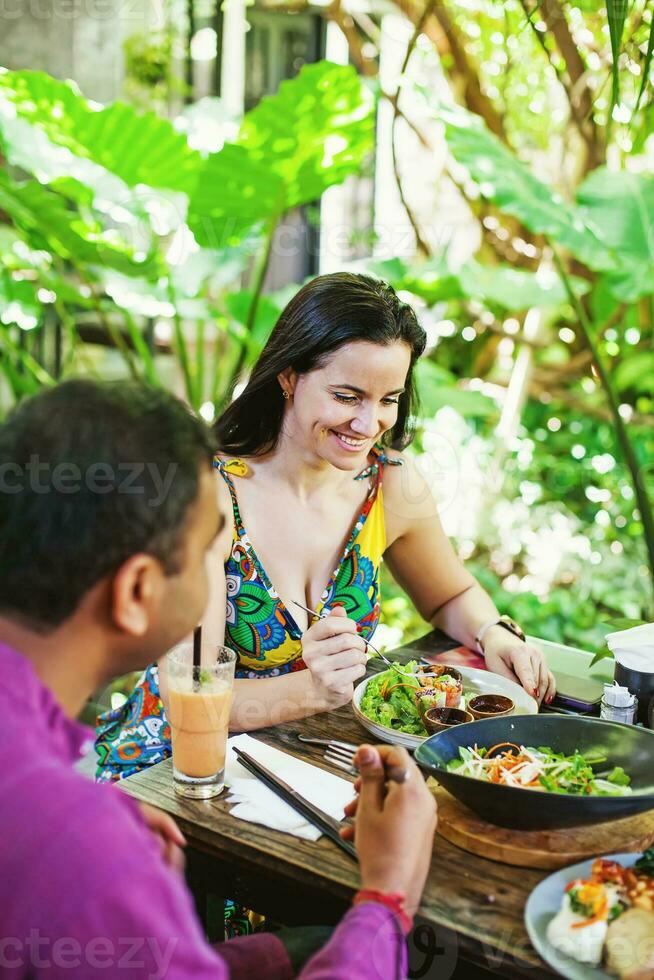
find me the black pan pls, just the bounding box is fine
[414,714,654,830]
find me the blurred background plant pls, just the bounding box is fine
[1,0,653,656]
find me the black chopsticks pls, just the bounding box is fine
[233,746,357,860]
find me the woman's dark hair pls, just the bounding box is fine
[215,272,427,456]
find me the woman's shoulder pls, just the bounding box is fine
[380,448,440,528]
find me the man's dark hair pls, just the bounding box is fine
[0,380,215,632]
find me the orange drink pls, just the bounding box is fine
[166,644,236,799]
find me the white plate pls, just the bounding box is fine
[352,665,538,750]
[524,853,641,980]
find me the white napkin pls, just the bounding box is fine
[606,622,654,672]
[225,733,355,841]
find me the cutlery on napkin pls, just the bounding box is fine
[225,734,355,841]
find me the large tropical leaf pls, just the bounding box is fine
[0,169,161,279]
[0,70,201,195]
[369,255,588,311]
[459,260,589,309]
[576,167,654,302]
[188,62,374,247]
[435,104,613,271]
[188,144,285,247]
[238,61,375,209]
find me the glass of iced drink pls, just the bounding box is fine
[166,644,236,799]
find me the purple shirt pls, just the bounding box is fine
[0,643,407,979]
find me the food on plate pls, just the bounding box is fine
[416,665,463,707]
[359,662,466,736]
[446,744,633,796]
[360,662,427,736]
[545,850,654,975]
[605,908,654,979]
[546,879,624,965]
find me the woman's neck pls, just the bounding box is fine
[256,427,361,501]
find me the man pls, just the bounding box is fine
[0,380,436,979]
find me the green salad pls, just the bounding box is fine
[446,744,633,796]
[359,662,427,736]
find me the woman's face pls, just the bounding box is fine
[282,340,412,469]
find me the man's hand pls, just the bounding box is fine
[138,802,187,873]
[340,744,437,915]
[482,628,556,704]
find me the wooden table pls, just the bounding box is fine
[121,630,555,978]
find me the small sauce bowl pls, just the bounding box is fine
[468,694,515,720]
[423,705,474,734]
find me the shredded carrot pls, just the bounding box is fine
[571,898,608,929]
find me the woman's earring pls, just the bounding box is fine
[282,390,290,400]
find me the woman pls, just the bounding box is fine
[96,272,555,781]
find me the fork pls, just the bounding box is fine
[292,599,397,669]
[297,734,359,774]
[297,735,410,783]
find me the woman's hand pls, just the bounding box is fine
[138,802,187,872]
[302,606,368,704]
[341,744,437,915]
[482,627,556,704]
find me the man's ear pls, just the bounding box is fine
[277,367,297,397]
[111,554,165,637]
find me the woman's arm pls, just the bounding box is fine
[383,455,555,702]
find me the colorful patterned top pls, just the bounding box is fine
[94,448,401,783]
[219,446,398,679]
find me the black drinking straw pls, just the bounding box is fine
[193,626,202,690]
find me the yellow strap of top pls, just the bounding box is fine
[217,457,251,478]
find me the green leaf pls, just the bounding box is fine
[635,847,654,877]
[577,168,654,301]
[634,12,654,113]
[415,360,496,418]
[188,62,374,246]
[372,255,465,306]
[0,324,55,388]
[189,145,284,247]
[458,260,589,310]
[613,352,654,394]
[435,103,612,271]
[607,0,630,113]
[369,254,586,312]
[226,291,283,364]
[0,69,201,195]
[0,169,161,279]
[0,269,41,329]
[238,61,374,210]
[606,766,630,786]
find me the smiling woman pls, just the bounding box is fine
[95,272,555,785]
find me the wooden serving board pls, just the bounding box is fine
[432,783,654,870]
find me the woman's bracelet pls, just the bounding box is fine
[352,889,413,934]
